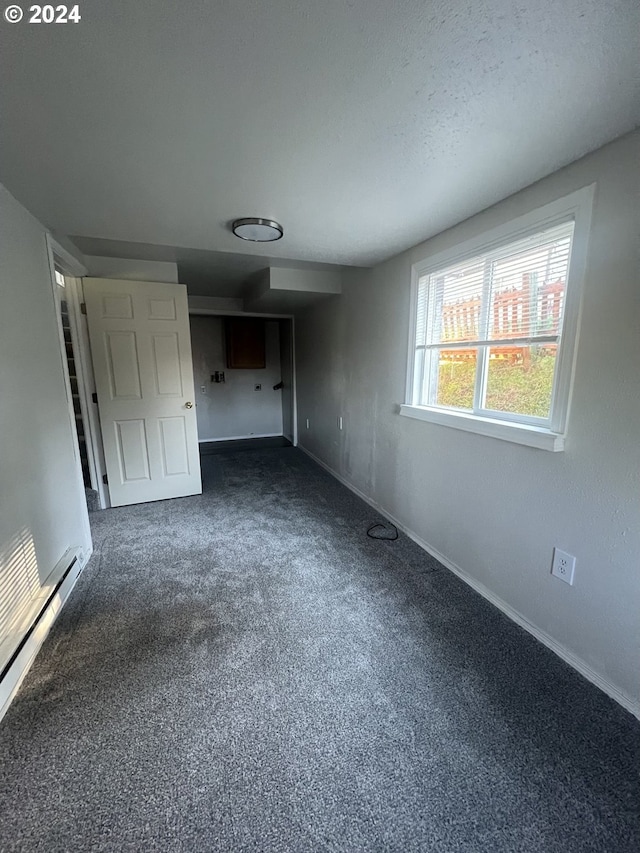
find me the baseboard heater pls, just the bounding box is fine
[0,551,81,721]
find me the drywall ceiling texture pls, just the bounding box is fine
[294,130,640,714]
[0,1,638,270]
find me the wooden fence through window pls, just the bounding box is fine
[439,278,564,365]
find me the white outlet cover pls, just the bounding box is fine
[551,547,576,585]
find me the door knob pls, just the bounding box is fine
[185,401,193,409]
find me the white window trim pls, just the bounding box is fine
[401,185,595,451]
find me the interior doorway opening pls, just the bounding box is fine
[54,270,92,490]
[188,312,296,453]
[47,238,109,510]
[47,257,298,510]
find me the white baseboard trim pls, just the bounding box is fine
[0,547,88,724]
[199,433,283,443]
[298,444,640,719]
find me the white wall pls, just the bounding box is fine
[244,267,343,313]
[295,130,640,714]
[0,184,92,661]
[84,255,178,283]
[188,295,244,313]
[268,267,342,294]
[190,316,284,441]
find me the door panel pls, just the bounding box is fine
[105,331,142,398]
[148,297,177,320]
[84,278,202,506]
[115,419,150,482]
[158,417,189,476]
[151,334,182,395]
[102,293,134,319]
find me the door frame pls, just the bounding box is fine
[188,308,298,447]
[46,236,110,508]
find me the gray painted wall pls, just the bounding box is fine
[0,184,92,651]
[279,319,294,443]
[188,295,244,313]
[190,316,284,441]
[295,130,640,713]
[83,256,179,283]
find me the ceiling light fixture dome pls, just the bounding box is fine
[232,218,283,242]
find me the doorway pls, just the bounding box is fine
[188,313,296,452]
[53,270,92,490]
[48,259,297,508]
[48,243,108,510]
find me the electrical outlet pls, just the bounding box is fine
[338,416,343,430]
[200,385,206,393]
[551,548,576,585]
[306,418,310,429]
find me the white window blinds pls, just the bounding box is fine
[412,220,575,423]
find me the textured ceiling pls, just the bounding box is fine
[1,0,638,270]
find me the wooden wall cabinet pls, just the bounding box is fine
[225,318,266,369]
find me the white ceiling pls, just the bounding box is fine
[1,0,638,278]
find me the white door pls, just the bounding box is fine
[83,278,202,507]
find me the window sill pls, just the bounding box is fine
[399,404,564,451]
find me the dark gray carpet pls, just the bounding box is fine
[1,448,638,852]
[199,436,292,454]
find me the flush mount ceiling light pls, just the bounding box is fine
[232,218,284,242]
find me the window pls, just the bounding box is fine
[401,187,594,450]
